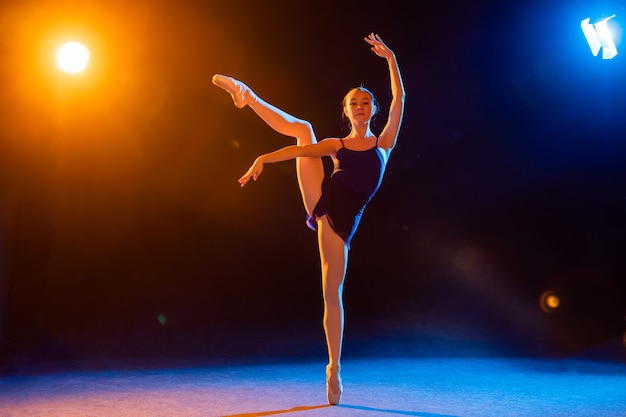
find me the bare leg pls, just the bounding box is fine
[317,215,348,404]
[213,74,323,213]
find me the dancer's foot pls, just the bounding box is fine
[212,74,255,108]
[326,364,343,405]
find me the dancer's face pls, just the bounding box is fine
[343,89,376,125]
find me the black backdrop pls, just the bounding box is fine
[1,0,624,367]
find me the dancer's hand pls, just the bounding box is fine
[364,32,394,59]
[238,157,265,187]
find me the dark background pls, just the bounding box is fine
[1,0,624,368]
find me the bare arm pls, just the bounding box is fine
[365,33,406,153]
[238,139,339,187]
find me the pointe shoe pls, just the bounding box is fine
[326,364,343,405]
[212,74,254,108]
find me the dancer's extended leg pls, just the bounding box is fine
[213,74,324,213]
[317,215,348,404]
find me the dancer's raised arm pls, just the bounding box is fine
[364,33,406,153]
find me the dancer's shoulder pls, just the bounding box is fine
[320,137,343,145]
[317,138,344,154]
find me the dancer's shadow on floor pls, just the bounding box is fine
[339,404,460,416]
[221,404,330,416]
[222,404,459,416]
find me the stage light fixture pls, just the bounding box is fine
[539,290,560,313]
[581,15,618,59]
[56,41,90,73]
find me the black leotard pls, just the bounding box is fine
[306,138,385,248]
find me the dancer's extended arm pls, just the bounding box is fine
[238,140,339,187]
[365,33,406,153]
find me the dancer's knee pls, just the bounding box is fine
[323,285,343,307]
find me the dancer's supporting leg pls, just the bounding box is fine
[318,216,347,404]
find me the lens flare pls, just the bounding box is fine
[539,290,560,313]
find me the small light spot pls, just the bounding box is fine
[539,290,560,313]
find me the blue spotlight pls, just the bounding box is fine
[581,14,619,59]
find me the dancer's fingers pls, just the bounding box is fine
[238,172,251,184]
[238,176,250,187]
[238,170,259,187]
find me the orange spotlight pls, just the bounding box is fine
[539,290,561,313]
[56,41,90,73]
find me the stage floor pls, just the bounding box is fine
[1,352,625,417]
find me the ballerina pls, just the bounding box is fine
[212,32,405,405]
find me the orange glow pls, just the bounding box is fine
[0,0,254,240]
